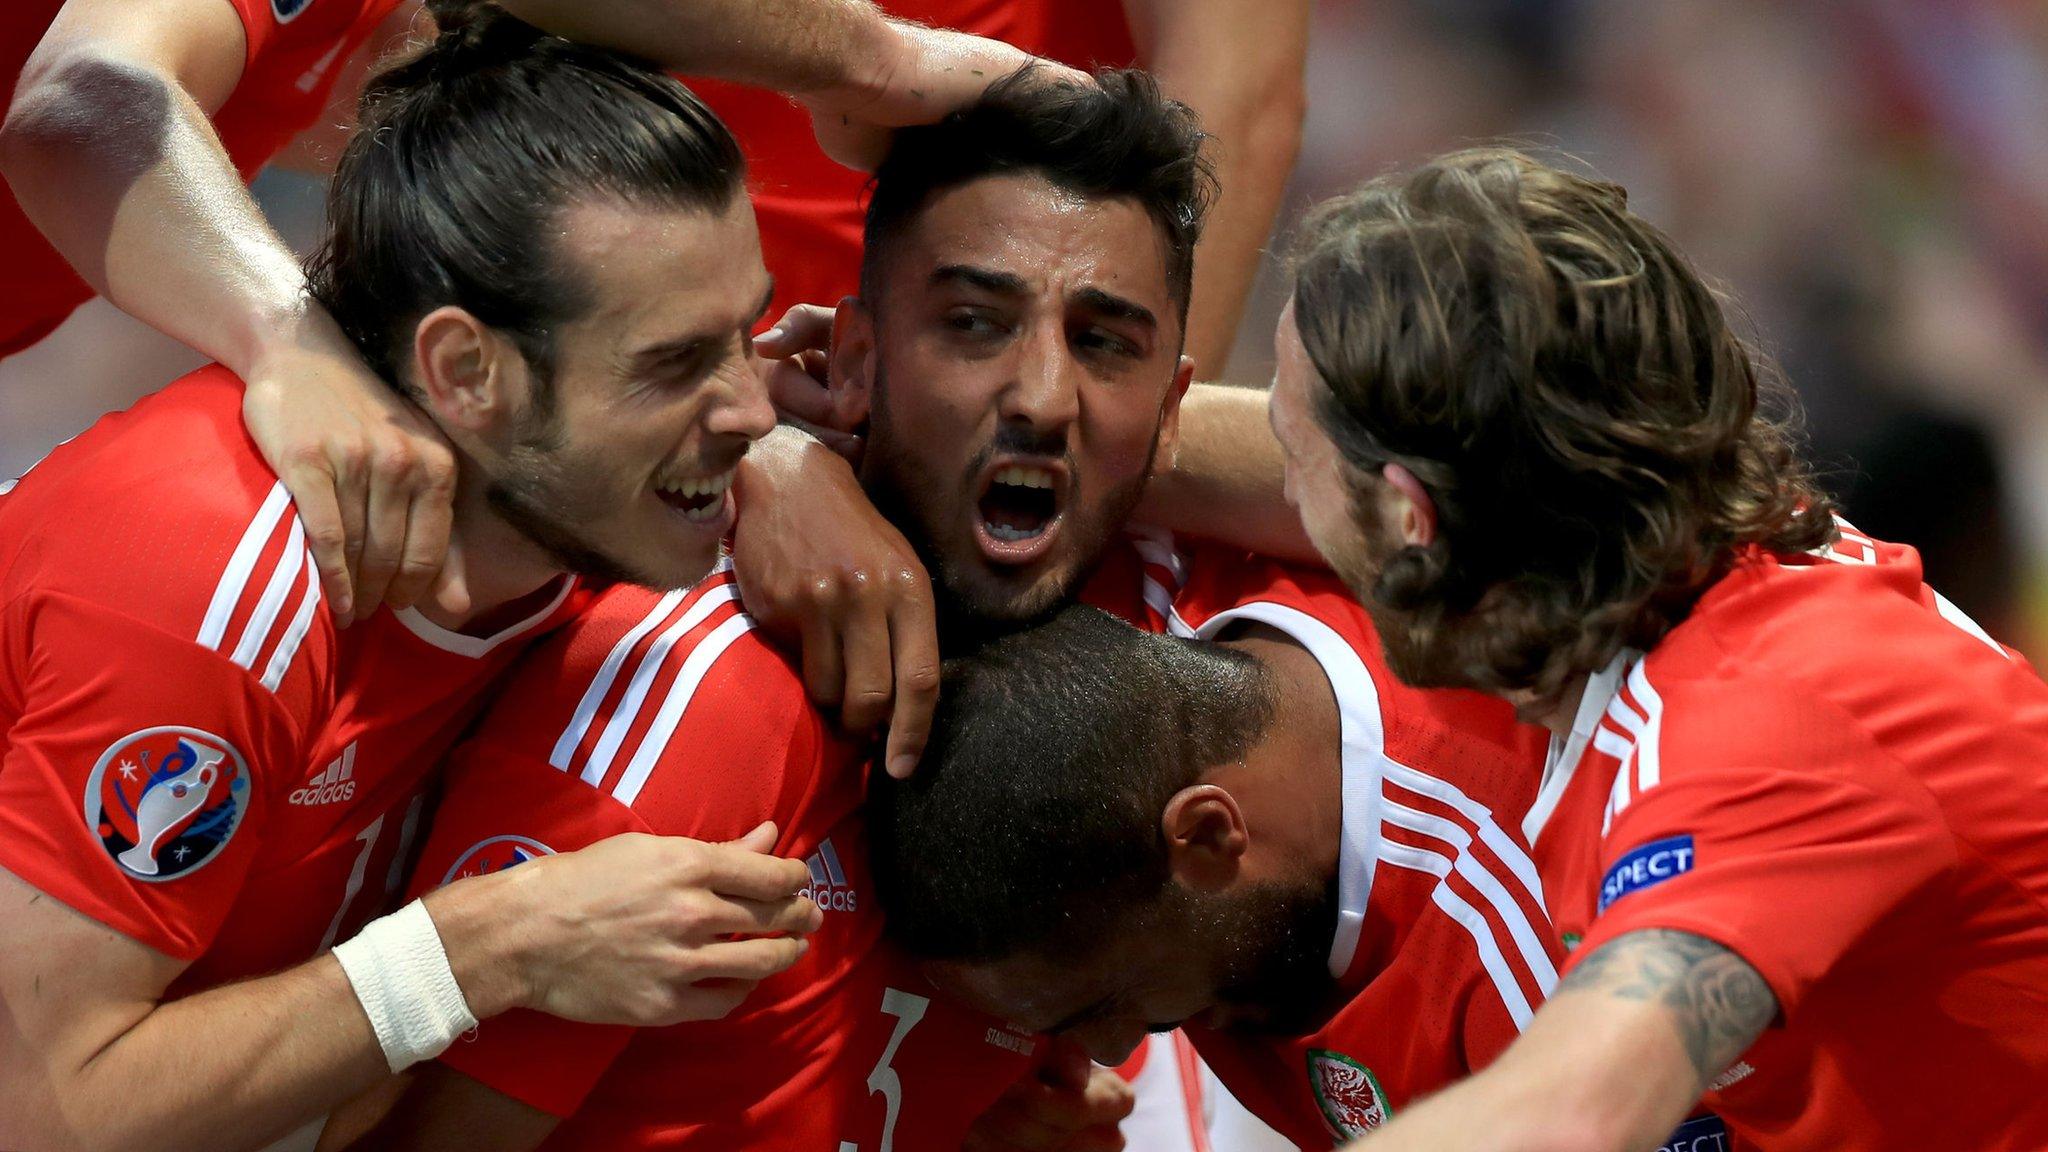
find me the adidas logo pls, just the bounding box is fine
[290,743,357,807]
[800,838,858,913]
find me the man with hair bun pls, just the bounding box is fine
[0,19,831,1152]
[1266,146,2048,1152]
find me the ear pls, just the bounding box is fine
[1148,354,1197,477]
[828,295,878,429]
[1160,783,1249,893]
[411,305,524,435]
[1380,461,1438,548]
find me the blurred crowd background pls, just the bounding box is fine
[6,0,2045,655]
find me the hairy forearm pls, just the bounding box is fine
[494,0,896,100]
[1340,929,1776,1152]
[0,47,317,375]
[1138,382,1317,562]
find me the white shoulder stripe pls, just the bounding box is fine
[258,555,321,691]
[1380,798,1560,997]
[229,517,307,672]
[1624,663,1665,792]
[1131,538,1188,587]
[549,588,689,772]
[198,481,291,651]
[612,612,757,807]
[1142,576,1175,622]
[1378,838,1536,1029]
[1382,761,1548,912]
[578,583,739,788]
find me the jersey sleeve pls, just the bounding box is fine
[409,744,645,1119]
[0,593,304,960]
[1570,689,1956,1019]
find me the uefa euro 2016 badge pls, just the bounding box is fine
[1308,1049,1392,1140]
[85,727,249,882]
[441,835,555,886]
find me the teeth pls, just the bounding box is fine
[662,469,734,500]
[986,522,1046,542]
[992,466,1055,490]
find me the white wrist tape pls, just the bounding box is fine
[333,899,478,1073]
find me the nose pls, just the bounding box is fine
[997,322,1081,436]
[711,348,780,444]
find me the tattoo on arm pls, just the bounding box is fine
[1557,929,1778,1087]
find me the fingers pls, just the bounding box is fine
[353,455,411,619]
[799,604,848,712]
[725,820,778,854]
[837,580,896,732]
[286,460,356,625]
[763,355,839,428]
[708,893,824,937]
[695,839,813,902]
[684,934,810,983]
[384,445,457,610]
[883,568,940,778]
[752,303,836,361]
[334,447,371,626]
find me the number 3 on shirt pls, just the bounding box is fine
[841,987,931,1152]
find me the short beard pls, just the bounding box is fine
[482,405,659,589]
[861,364,1155,646]
[1204,876,1344,1037]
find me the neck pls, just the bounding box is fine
[412,471,565,632]
[1213,628,1346,887]
[1504,670,1592,737]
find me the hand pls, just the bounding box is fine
[242,307,464,626]
[753,303,862,461]
[966,1038,1134,1152]
[803,22,1089,171]
[437,823,820,1027]
[731,426,939,779]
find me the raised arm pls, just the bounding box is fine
[1138,381,1317,564]
[491,0,1078,170]
[0,0,455,625]
[1339,929,1775,1152]
[1125,0,1309,377]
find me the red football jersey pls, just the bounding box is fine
[1531,522,2048,1151]
[411,576,1037,1150]
[0,365,590,994]
[1088,536,1563,1149]
[0,0,402,354]
[689,0,1138,329]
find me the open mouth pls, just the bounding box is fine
[656,468,735,525]
[974,459,1066,564]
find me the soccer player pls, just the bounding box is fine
[2,0,1060,627]
[0,19,828,1152]
[868,559,1562,1150]
[689,0,1310,378]
[1269,148,2048,1152]
[338,68,1224,1152]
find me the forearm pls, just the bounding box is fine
[1140,0,1308,377]
[0,46,320,377]
[1172,95,1304,376]
[26,954,387,1152]
[493,0,897,100]
[1138,382,1317,563]
[1342,929,1775,1152]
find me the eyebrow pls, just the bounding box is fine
[624,278,777,373]
[931,264,1029,298]
[1073,286,1156,330]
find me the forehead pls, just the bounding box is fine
[553,196,768,342]
[889,172,1175,313]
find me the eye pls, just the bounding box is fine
[1074,327,1140,358]
[943,309,1007,338]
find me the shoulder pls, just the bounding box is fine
[1,366,331,699]
[463,570,839,834]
